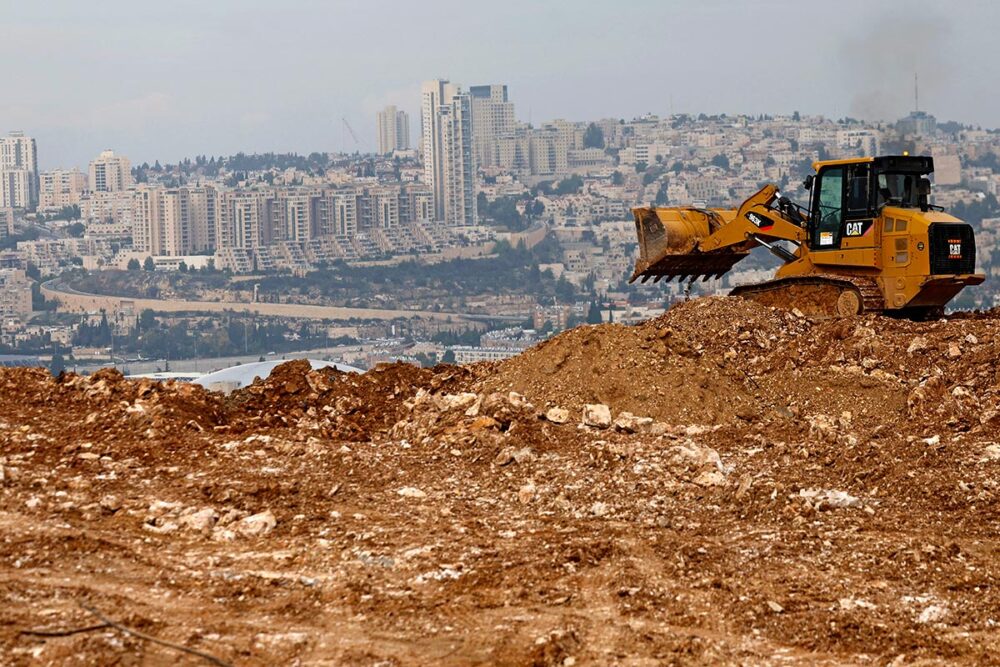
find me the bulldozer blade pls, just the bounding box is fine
[630,206,749,284]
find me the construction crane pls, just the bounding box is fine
[341,117,360,152]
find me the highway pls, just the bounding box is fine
[41,278,523,323]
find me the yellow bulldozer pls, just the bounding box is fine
[631,155,984,317]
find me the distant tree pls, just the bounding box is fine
[441,349,456,364]
[139,309,158,331]
[67,222,85,237]
[50,353,66,376]
[178,261,188,272]
[586,300,603,324]
[610,171,624,186]
[127,258,141,271]
[143,256,155,272]
[655,183,669,206]
[635,161,647,173]
[554,276,576,302]
[792,110,801,121]
[583,123,605,149]
[710,154,731,170]
[554,174,584,195]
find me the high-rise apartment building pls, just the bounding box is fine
[0,132,39,209]
[89,150,133,193]
[132,185,217,256]
[421,79,477,226]
[469,85,515,168]
[39,169,87,209]
[376,106,411,154]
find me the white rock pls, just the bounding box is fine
[507,392,532,410]
[590,501,610,517]
[179,508,218,532]
[545,407,570,424]
[235,510,277,537]
[982,443,1000,461]
[922,435,941,446]
[582,404,612,429]
[433,392,478,412]
[965,333,979,345]
[613,412,654,433]
[799,488,862,509]
[397,486,427,499]
[917,604,948,624]
[692,470,727,487]
[907,336,928,355]
[518,482,536,504]
[947,343,962,359]
[99,494,121,513]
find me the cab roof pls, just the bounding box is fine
[812,155,933,174]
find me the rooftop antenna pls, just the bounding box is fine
[914,72,919,113]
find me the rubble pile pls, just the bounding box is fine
[2,296,1000,665]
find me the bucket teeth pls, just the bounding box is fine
[630,251,750,285]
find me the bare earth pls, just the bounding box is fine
[2,297,1000,666]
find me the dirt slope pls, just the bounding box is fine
[2,296,1000,665]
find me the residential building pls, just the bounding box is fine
[82,190,135,227]
[897,111,937,137]
[133,185,218,256]
[0,208,13,240]
[89,150,133,192]
[0,269,32,317]
[421,79,477,225]
[39,169,87,209]
[469,84,515,168]
[376,105,410,154]
[0,132,39,209]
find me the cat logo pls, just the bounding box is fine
[745,211,772,229]
[949,239,962,259]
[846,222,864,236]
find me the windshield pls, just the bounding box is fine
[877,172,920,208]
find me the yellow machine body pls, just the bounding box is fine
[630,155,984,316]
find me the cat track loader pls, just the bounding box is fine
[630,155,984,318]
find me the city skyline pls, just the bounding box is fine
[3,0,998,169]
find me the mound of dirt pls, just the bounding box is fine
[3,296,1000,665]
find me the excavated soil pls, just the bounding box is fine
[3,296,1000,665]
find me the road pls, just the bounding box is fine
[42,278,482,322]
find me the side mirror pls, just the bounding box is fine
[803,174,814,191]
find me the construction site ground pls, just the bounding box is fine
[2,296,1000,666]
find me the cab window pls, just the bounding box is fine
[846,163,871,217]
[814,167,843,248]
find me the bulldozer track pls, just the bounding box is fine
[730,274,884,317]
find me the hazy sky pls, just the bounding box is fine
[3,0,997,169]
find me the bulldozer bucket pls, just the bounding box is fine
[629,207,748,284]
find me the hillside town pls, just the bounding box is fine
[3,82,1000,372]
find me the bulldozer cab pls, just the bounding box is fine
[806,155,934,251]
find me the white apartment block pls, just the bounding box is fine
[0,269,32,317]
[132,185,217,256]
[0,132,38,210]
[835,129,881,158]
[89,150,133,192]
[421,79,477,226]
[469,84,515,168]
[376,106,410,154]
[39,169,87,209]
[0,208,13,240]
[82,190,136,227]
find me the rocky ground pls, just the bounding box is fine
[2,296,1000,666]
